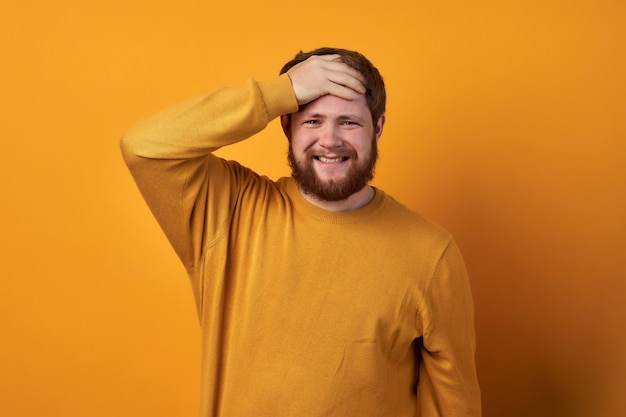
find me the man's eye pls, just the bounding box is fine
[304,120,319,125]
[341,121,358,126]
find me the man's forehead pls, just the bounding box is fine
[298,94,370,118]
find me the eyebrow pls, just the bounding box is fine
[304,112,366,123]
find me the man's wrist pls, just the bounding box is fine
[257,74,299,120]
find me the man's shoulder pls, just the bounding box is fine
[216,158,289,205]
[378,190,453,244]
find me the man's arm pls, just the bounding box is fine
[417,240,482,416]
[120,76,297,270]
[120,55,366,270]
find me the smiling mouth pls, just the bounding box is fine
[315,156,349,163]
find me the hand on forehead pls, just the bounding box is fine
[287,54,366,106]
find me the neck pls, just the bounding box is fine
[298,185,376,212]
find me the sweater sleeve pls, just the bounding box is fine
[416,240,482,416]
[120,75,298,271]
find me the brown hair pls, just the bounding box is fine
[279,47,386,123]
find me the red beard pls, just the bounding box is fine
[288,137,378,202]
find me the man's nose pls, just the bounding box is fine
[317,125,343,148]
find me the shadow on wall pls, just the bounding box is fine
[421,135,626,417]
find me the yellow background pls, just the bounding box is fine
[1,1,624,416]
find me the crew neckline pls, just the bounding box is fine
[280,177,387,224]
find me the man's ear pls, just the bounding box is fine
[374,114,386,142]
[280,114,291,141]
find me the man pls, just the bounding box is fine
[121,47,481,416]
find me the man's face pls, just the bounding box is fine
[283,94,385,202]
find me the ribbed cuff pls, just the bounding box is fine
[257,74,299,120]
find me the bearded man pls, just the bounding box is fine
[121,47,481,417]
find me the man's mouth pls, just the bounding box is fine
[315,156,349,163]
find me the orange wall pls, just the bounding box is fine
[1,1,624,416]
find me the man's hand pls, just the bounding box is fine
[286,54,366,105]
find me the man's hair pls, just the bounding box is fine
[279,47,386,123]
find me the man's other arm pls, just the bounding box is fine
[416,240,482,416]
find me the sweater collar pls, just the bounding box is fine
[280,177,387,224]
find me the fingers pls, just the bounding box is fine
[321,55,366,94]
[325,67,367,99]
[287,55,367,105]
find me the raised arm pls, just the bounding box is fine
[120,76,296,161]
[120,56,366,270]
[120,75,297,270]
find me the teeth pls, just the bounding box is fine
[317,156,346,163]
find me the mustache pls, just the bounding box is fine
[304,147,358,159]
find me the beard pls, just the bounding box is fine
[288,137,378,202]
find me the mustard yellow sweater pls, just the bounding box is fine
[121,75,481,416]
